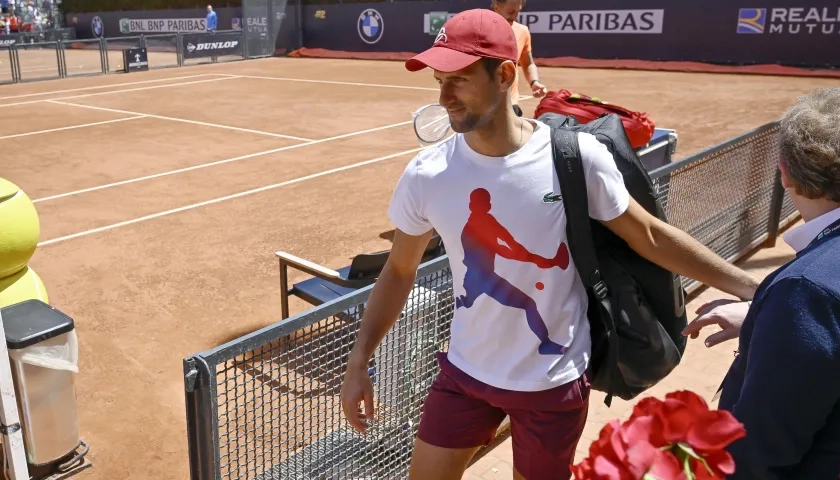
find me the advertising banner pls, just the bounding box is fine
[118,18,207,34]
[242,0,299,57]
[123,48,150,72]
[66,8,240,39]
[181,32,243,59]
[302,0,838,68]
[0,35,18,48]
[242,0,272,57]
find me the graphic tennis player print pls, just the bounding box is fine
[455,188,570,355]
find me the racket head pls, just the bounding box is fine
[412,103,451,145]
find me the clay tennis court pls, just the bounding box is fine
[1,56,836,479]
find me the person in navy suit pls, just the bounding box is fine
[684,87,840,479]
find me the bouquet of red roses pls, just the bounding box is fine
[571,391,746,480]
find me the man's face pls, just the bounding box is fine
[434,61,510,133]
[207,6,212,12]
[492,0,523,24]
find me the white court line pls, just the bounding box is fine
[48,99,314,142]
[0,73,219,101]
[37,146,427,247]
[32,118,414,203]
[33,96,536,203]
[218,73,440,92]
[0,116,146,140]
[0,76,239,108]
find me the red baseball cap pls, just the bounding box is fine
[405,9,519,73]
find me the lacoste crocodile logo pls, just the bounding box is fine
[542,192,562,203]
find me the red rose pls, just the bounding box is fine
[625,441,686,480]
[572,390,746,480]
[687,410,747,451]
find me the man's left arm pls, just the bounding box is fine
[724,278,840,479]
[579,132,759,300]
[602,200,759,300]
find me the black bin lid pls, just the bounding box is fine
[0,300,75,350]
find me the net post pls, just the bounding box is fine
[765,167,786,248]
[184,356,218,480]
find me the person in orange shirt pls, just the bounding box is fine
[492,0,548,117]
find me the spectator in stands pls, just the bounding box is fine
[684,88,840,480]
[491,0,547,117]
[340,9,761,480]
[206,5,217,33]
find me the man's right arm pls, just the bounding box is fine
[346,228,434,370]
[342,154,434,432]
[341,229,432,432]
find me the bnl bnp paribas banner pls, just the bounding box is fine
[421,5,838,66]
[423,9,665,35]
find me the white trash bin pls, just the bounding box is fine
[2,299,80,467]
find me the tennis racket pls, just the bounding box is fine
[412,103,451,147]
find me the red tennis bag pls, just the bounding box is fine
[534,90,656,149]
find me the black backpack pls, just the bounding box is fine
[537,111,688,406]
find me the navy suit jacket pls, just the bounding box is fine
[719,214,840,479]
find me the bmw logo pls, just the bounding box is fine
[357,8,383,44]
[91,16,104,38]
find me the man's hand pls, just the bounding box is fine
[531,80,547,98]
[340,361,375,433]
[337,228,431,432]
[682,299,750,347]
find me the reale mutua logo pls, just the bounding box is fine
[738,6,840,35]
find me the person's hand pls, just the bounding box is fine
[682,299,750,348]
[531,80,548,98]
[340,360,375,433]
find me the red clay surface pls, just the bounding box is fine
[1,56,838,479]
[291,47,840,79]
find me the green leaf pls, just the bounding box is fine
[677,443,703,460]
[642,474,662,480]
[683,451,694,479]
[676,443,714,476]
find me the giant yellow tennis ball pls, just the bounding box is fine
[0,178,40,279]
[0,266,48,309]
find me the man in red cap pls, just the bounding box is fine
[341,8,760,480]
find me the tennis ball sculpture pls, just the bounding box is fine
[0,178,40,279]
[0,266,48,309]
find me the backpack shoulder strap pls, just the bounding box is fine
[550,127,619,406]
[550,128,601,293]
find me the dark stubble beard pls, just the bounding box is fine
[449,94,503,133]
[449,112,482,133]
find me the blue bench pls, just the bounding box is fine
[276,128,677,318]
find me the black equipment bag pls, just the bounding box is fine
[538,111,688,406]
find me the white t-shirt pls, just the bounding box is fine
[388,119,630,392]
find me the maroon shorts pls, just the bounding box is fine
[417,352,590,480]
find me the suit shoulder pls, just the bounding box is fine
[785,238,840,299]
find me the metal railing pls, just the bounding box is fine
[0,29,247,83]
[182,120,798,479]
